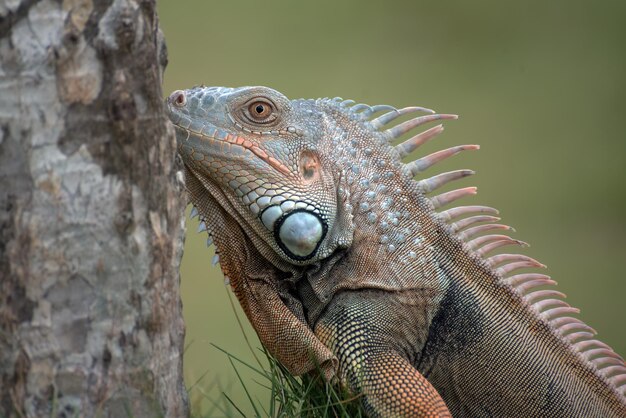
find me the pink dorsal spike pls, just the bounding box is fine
[576,339,611,351]
[460,224,515,241]
[439,205,499,221]
[611,374,626,387]
[550,316,582,328]
[419,170,475,193]
[557,322,597,336]
[475,238,528,257]
[533,298,568,312]
[567,331,595,343]
[601,365,626,378]
[487,254,536,267]
[592,357,624,369]
[584,348,623,361]
[430,187,477,209]
[542,306,580,320]
[496,260,547,276]
[515,279,557,295]
[370,106,434,129]
[452,215,501,232]
[525,290,566,304]
[407,145,480,175]
[386,114,458,140]
[395,125,444,157]
[507,273,552,287]
[468,234,518,250]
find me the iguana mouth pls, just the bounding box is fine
[175,124,291,176]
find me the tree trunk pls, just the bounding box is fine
[0,0,188,417]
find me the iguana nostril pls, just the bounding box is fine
[170,90,186,107]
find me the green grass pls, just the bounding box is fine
[187,293,364,418]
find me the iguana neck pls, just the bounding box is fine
[298,154,450,325]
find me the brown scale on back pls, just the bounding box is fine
[167,86,626,417]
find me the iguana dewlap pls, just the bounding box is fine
[166,86,626,417]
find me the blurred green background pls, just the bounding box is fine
[158,1,626,416]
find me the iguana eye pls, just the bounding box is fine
[242,98,277,124]
[251,102,270,117]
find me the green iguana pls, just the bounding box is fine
[166,85,626,417]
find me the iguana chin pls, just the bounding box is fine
[166,85,626,417]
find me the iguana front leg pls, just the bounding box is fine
[314,291,451,418]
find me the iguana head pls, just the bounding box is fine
[166,86,359,265]
[166,86,465,268]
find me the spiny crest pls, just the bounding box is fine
[190,212,230,284]
[326,97,626,397]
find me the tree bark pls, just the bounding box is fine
[0,0,188,417]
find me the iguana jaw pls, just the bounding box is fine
[182,163,301,277]
[169,112,291,176]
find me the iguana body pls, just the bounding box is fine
[166,86,626,417]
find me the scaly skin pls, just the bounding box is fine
[166,86,626,417]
